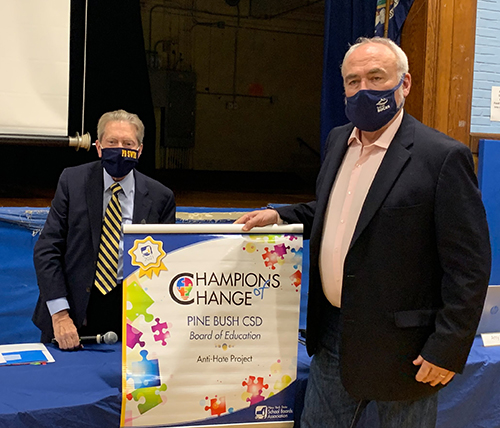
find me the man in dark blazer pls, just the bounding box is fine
[33,109,175,350]
[236,38,491,427]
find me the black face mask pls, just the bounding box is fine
[100,147,139,178]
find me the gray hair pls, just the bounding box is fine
[341,37,409,79]
[97,109,145,144]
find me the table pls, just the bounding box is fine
[1,338,500,428]
[0,343,121,428]
[1,206,499,427]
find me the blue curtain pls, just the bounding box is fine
[320,1,378,159]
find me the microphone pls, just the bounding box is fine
[80,331,119,344]
[51,331,118,345]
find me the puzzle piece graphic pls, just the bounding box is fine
[176,276,193,300]
[273,375,292,392]
[290,270,302,288]
[247,392,265,405]
[151,317,170,346]
[242,376,268,405]
[126,383,167,414]
[127,350,160,389]
[204,396,226,416]
[273,243,288,258]
[126,281,154,323]
[126,323,146,349]
[291,247,303,269]
[262,247,279,270]
[284,234,298,241]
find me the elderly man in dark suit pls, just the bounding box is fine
[33,109,176,350]
[236,37,491,427]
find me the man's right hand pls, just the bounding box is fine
[234,209,280,231]
[52,310,80,350]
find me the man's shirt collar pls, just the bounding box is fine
[347,109,404,150]
[103,168,134,197]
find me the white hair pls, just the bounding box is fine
[341,37,409,78]
[97,109,145,143]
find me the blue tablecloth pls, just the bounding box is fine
[1,207,499,427]
[1,338,500,428]
[0,342,311,428]
[0,343,122,428]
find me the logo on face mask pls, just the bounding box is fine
[345,75,405,132]
[122,149,138,159]
[101,147,139,177]
[376,98,390,113]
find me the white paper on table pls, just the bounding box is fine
[0,343,55,365]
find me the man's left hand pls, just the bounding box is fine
[413,355,455,386]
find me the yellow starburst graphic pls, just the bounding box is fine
[128,236,168,279]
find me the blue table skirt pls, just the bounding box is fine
[1,338,499,428]
[2,207,500,427]
[0,342,310,428]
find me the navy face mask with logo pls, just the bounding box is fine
[345,75,405,132]
[101,147,139,178]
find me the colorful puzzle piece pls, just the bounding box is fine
[284,234,298,241]
[151,317,170,346]
[262,247,279,270]
[204,396,226,416]
[291,247,303,269]
[242,376,268,405]
[126,323,146,349]
[273,243,288,258]
[273,374,292,392]
[290,270,302,288]
[126,383,167,414]
[127,350,161,389]
[177,277,193,299]
[126,281,154,323]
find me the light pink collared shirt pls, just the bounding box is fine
[320,110,404,308]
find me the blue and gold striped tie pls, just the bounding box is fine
[94,182,122,295]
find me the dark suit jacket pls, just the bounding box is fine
[32,161,176,340]
[277,113,491,401]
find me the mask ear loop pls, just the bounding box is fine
[395,73,406,111]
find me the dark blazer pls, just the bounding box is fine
[277,113,491,401]
[32,161,176,340]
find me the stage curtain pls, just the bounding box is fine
[320,1,378,159]
[83,0,156,175]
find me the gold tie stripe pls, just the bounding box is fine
[95,182,122,295]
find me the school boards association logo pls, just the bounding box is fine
[128,236,167,278]
[255,406,267,419]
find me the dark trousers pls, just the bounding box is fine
[300,304,438,428]
[79,282,123,339]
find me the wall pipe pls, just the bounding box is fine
[0,133,92,151]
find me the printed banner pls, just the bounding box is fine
[121,224,303,428]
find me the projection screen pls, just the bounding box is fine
[0,1,71,136]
